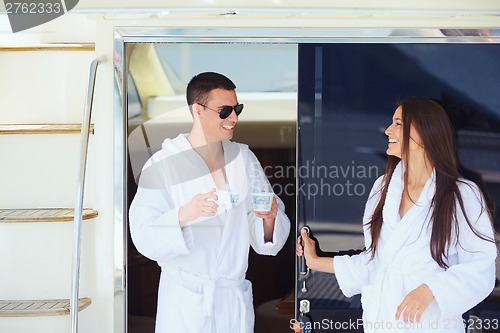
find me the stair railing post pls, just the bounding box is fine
[70,56,106,333]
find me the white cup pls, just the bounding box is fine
[215,190,232,210]
[251,192,274,212]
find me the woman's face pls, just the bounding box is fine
[384,106,423,159]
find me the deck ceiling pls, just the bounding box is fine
[1,0,499,43]
[55,0,500,12]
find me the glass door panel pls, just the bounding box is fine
[296,43,500,332]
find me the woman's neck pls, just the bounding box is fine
[405,154,433,188]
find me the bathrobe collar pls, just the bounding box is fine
[380,161,436,262]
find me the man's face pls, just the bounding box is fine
[199,88,239,143]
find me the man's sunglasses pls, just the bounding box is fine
[198,103,244,119]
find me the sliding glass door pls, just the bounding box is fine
[296,42,500,332]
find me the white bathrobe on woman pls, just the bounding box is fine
[129,134,290,333]
[334,162,497,333]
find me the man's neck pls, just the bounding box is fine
[187,130,227,188]
[187,131,223,164]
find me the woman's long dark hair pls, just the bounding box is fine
[366,99,496,269]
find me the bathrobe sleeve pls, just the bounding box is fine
[423,181,497,318]
[243,147,291,255]
[129,153,190,263]
[335,251,376,298]
[334,176,384,297]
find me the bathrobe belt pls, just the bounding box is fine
[164,268,247,333]
[367,262,427,323]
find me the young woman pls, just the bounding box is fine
[298,99,498,332]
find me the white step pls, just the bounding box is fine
[0,211,97,300]
[0,306,95,333]
[0,134,94,208]
[0,313,86,333]
[0,47,95,124]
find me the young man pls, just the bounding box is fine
[129,72,291,333]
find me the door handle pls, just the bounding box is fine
[299,226,310,275]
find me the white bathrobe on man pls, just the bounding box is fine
[129,134,290,333]
[334,162,497,333]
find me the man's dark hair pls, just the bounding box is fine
[186,72,236,112]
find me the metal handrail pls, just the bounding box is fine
[71,55,106,333]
